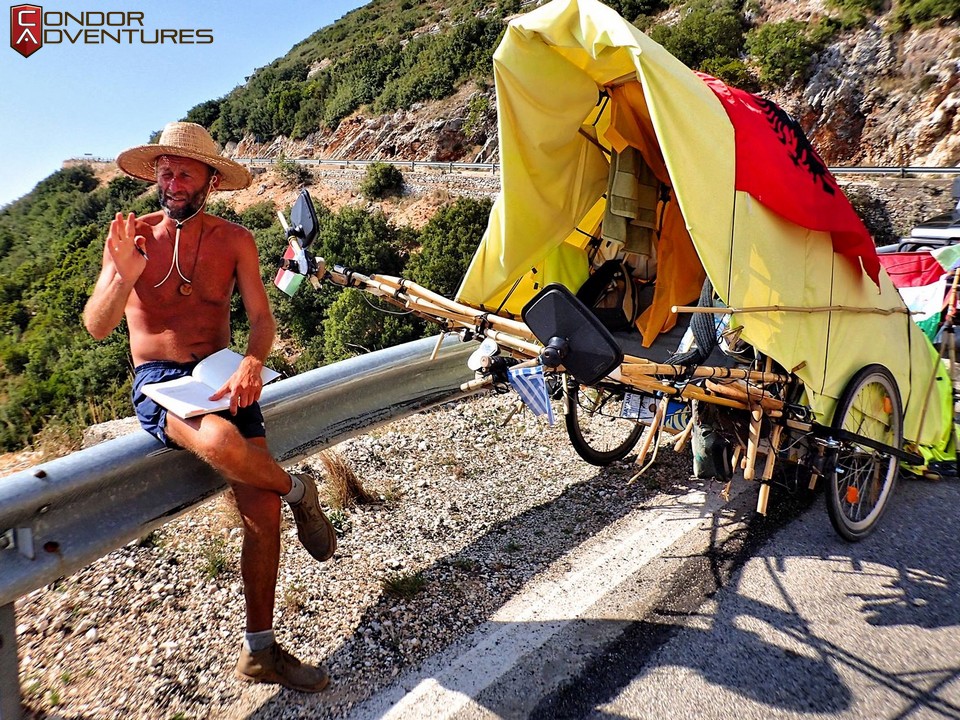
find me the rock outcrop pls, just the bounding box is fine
[231,9,956,170]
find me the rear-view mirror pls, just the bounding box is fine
[289,189,318,248]
[522,283,623,386]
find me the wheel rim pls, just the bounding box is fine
[833,372,901,534]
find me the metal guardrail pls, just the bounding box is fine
[830,166,960,176]
[0,335,475,719]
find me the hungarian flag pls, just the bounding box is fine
[877,252,948,340]
[698,74,881,287]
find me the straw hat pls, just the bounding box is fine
[116,122,252,191]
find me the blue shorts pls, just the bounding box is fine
[132,360,267,448]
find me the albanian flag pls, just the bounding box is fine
[698,74,881,287]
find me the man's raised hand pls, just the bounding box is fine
[107,212,148,282]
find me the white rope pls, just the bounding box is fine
[154,183,211,289]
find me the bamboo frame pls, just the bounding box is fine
[619,360,789,384]
[324,269,820,510]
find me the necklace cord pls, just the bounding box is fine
[153,184,210,289]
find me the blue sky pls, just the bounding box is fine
[0,0,368,207]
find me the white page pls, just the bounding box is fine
[193,348,281,390]
[192,348,244,390]
[141,376,231,419]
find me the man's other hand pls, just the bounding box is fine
[209,355,265,415]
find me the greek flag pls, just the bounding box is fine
[507,365,554,424]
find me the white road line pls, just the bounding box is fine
[353,482,745,720]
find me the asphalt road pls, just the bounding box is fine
[352,474,960,719]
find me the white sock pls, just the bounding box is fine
[282,473,305,504]
[244,629,275,653]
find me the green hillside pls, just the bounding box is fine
[184,0,958,147]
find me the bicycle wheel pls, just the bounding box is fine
[564,377,644,466]
[827,364,902,541]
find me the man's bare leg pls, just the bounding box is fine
[165,415,331,692]
[232,440,282,633]
[165,417,284,630]
[165,413,291,495]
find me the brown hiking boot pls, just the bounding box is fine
[289,473,337,561]
[236,642,330,692]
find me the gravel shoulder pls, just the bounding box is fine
[14,392,694,720]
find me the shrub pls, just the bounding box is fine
[746,19,820,87]
[360,162,405,200]
[274,156,312,188]
[608,0,670,23]
[648,0,745,71]
[407,197,493,298]
[321,289,422,361]
[463,94,491,138]
[240,201,278,230]
[699,57,755,88]
[891,0,960,30]
[825,0,884,27]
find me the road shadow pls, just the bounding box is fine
[529,476,960,719]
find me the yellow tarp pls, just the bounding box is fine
[455,0,951,450]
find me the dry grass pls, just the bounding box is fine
[216,491,245,531]
[319,449,378,509]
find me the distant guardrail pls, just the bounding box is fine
[233,158,960,178]
[829,166,960,177]
[234,158,501,174]
[71,155,960,178]
[64,155,114,164]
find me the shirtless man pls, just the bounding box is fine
[83,122,334,693]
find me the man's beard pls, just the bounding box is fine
[158,185,207,221]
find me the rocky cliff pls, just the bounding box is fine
[229,4,958,170]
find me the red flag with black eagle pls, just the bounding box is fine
[698,73,881,287]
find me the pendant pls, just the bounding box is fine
[179,283,193,296]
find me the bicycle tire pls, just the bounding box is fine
[564,378,644,466]
[826,364,903,541]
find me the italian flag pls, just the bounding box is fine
[878,252,948,341]
[274,242,306,297]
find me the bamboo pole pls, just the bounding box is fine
[634,397,665,467]
[743,407,764,481]
[673,417,695,453]
[363,282,544,358]
[672,304,910,316]
[756,424,784,516]
[371,274,537,339]
[731,444,743,473]
[619,363,789,385]
[704,380,784,412]
[429,332,446,361]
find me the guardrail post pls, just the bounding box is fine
[0,603,20,719]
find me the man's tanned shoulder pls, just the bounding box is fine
[205,212,254,239]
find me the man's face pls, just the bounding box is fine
[156,155,216,221]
